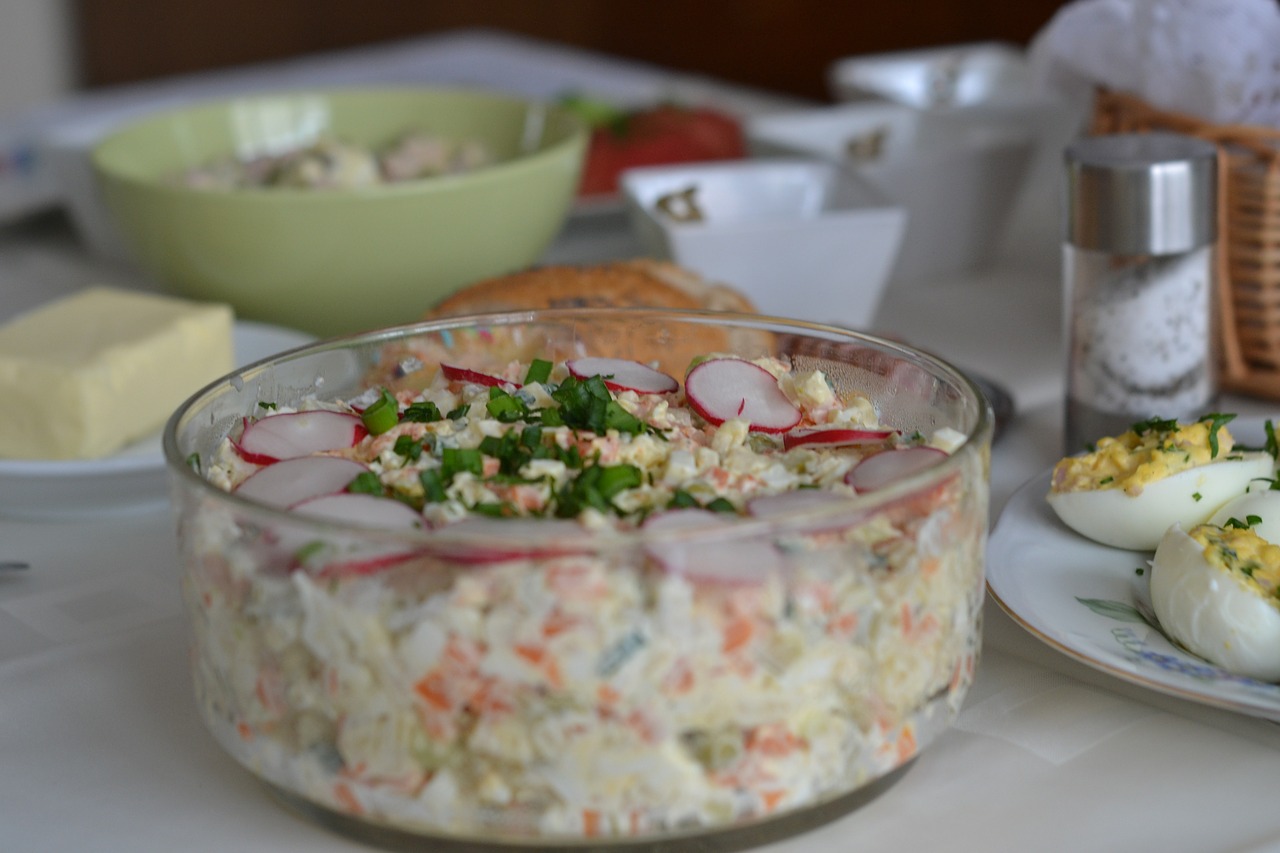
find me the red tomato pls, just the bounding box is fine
[578,105,746,198]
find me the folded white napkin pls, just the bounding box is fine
[1029,0,1280,127]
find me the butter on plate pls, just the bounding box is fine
[0,287,234,460]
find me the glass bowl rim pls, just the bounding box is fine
[162,306,993,549]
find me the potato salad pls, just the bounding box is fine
[180,353,986,841]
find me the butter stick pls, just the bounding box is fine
[0,287,234,459]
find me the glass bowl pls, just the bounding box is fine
[163,308,992,850]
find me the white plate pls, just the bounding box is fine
[0,320,315,520]
[987,417,1280,722]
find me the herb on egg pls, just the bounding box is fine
[446,404,470,421]
[394,434,431,461]
[257,401,278,411]
[486,386,530,423]
[1224,515,1262,530]
[1135,566,1145,576]
[1193,492,1203,502]
[1199,412,1236,458]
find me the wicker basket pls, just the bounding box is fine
[1090,88,1280,399]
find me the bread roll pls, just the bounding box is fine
[422,261,771,376]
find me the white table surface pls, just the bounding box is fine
[4,32,1280,853]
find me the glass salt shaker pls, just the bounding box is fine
[1062,132,1219,453]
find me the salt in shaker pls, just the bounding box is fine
[1061,132,1219,453]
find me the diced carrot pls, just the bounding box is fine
[761,789,787,812]
[582,809,602,837]
[920,555,941,579]
[597,683,621,707]
[333,781,364,816]
[414,670,452,712]
[514,643,546,665]
[236,721,253,742]
[896,725,918,764]
[722,617,754,653]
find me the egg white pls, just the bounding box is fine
[1046,451,1274,551]
[1149,524,1280,681]
[1206,479,1280,543]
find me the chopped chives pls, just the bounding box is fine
[360,388,400,435]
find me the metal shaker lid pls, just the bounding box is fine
[1064,132,1217,254]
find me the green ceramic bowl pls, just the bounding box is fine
[91,88,588,337]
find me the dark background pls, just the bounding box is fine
[73,0,1073,101]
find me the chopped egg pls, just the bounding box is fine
[1150,522,1280,680]
[1046,416,1274,550]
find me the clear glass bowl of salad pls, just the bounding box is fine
[164,308,992,851]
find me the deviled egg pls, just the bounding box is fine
[1046,415,1274,550]
[1150,520,1280,681]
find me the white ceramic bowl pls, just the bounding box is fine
[619,159,906,329]
[746,102,1035,279]
[827,42,1038,110]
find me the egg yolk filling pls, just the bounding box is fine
[1052,416,1237,496]
[1190,523,1280,602]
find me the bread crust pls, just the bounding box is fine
[423,261,767,375]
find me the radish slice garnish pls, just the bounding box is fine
[441,363,518,388]
[429,516,595,564]
[782,427,896,451]
[234,456,369,508]
[684,358,801,433]
[291,492,424,529]
[844,446,948,492]
[236,411,367,464]
[643,508,781,585]
[566,357,678,394]
[746,489,852,517]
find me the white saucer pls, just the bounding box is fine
[0,320,315,521]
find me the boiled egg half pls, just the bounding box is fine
[1150,520,1280,681]
[1046,416,1274,550]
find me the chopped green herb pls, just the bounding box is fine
[257,401,278,411]
[486,387,529,423]
[1130,416,1179,436]
[402,400,443,423]
[1135,566,1145,576]
[523,358,552,385]
[441,447,483,481]
[185,452,201,474]
[361,388,400,435]
[705,497,737,514]
[346,471,384,495]
[446,403,470,421]
[472,501,516,518]
[419,469,447,503]
[1199,412,1236,458]
[668,489,700,509]
[1192,492,1202,502]
[1225,516,1253,530]
[1098,476,1114,485]
[394,434,430,461]
[1267,419,1279,460]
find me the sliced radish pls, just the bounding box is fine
[684,358,801,434]
[291,492,425,528]
[643,508,781,585]
[844,446,948,492]
[236,411,367,464]
[234,456,369,508]
[566,357,678,394]
[747,489,852,517]
[428,516,595,564]
[441,363,518,388]
[782,427,896,451]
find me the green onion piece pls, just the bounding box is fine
[524,358,552,385]
[346,471,384,495]
[361,389,400,435]
[486,387,529,423]
[446,404,470,421]
[420,469,447,503]
[394,435,427,461]
[441,447,483,481]
[668,489,699,509]
[596,464,642,499]
[705,497,737,514]
[403,401,443,423]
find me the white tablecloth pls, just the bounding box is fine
[3,32,1280,853]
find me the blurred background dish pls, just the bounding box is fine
[828,41,1039,110]
[747,102,1036,280]
[620,158,906,329]
[89,87,588,337]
